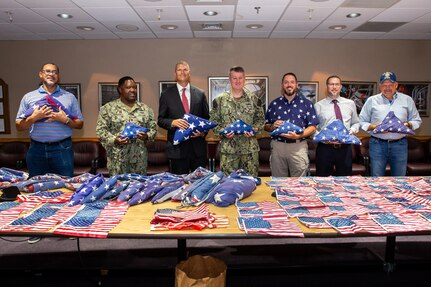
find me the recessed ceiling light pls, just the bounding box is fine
[203,11,218,16]
[246,24,263,29]
[76,26,95,31]
[57,13,73,19]
[346,13,361,18]
[161,24,178,30]
[116,24,139,32]
[329,25,347,30]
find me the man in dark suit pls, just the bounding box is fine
[158,60,209,174]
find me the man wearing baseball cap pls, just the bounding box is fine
[359,72,422,176]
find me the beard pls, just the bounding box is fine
[282,87,296,97]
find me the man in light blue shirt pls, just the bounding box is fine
[16,63,84,178]
[359,72,421,176]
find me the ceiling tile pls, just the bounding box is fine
[0,8,49,23]
[290,0,345,8]
[0,1,27,9]
[146,20,191,32]
[281,6,336,21]
[16,22,72,33]
[371,8,431,22]
[325,7,384,22]
[185,5,235,21]
[392,0,431,9]
[274,20,320,31]
[71,0,129,8]
[236,5,287,21]
[314,21,362,32]
[82,7,141,22]
[31,8,95,22]
[234,20,277,32]
[129,0,183,6]
[16,0,77,8]
[134,6,188,21]
[58,21,112,33]
[270,31,309,38]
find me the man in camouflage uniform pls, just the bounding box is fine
[96,76,156,176]
[210,66,265,176]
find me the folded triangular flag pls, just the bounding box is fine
[173,114,217,145]
[271,121,304,137]
[372,111,415,135]
[313,120,361,145]
[206,169,257,207]
[219,119,256,136]
[20,95,78,122]
[121,123,149,140]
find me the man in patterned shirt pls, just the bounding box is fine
[264,72,319,177]
[210,66,265,176]
[96,76,156,176]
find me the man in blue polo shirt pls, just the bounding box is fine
[16,63,84,178]
[359,71,421,176]
[264,72,319,177]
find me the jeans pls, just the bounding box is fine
[369,137,407,176]
[26,138,74,178]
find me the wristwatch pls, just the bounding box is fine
[65,117,70,125]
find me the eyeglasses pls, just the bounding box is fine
[41,70,59,75]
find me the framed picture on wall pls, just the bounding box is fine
[59,83,81,109]
[0,78,11,134]
[340,81,376,114]
[98,82,140,109]
[159,81,176,97]
[208,76,269,110]
[398,82,430,117]
[298,81,318,104]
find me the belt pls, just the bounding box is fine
[319,142,346,149]
[371,136,405,143]
[31,137,71,145]
[274,138,304,144]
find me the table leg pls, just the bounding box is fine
[383,235,396,273]
[177,239,187,262]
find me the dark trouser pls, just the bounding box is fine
[26,137,74,178]
[315,143,352,176]
[170,156,207,175]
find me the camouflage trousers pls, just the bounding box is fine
[220,152,259,177]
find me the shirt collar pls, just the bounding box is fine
[38,85,61,96]
[177,83,190,93]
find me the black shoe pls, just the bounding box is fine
[28,237,41,244]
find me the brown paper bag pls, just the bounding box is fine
[175,255,227,287]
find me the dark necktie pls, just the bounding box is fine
[181,88,189,113]
[332,99,343,121]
